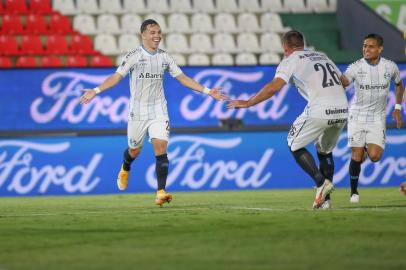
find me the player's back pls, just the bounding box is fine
[345,57,399,123]
[278,50,348,119]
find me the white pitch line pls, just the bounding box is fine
[0,207,211,218]
[1,206,405,218]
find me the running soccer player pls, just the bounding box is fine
[79,19,227,206]
[227,30,348,209]
[340,33,404,203]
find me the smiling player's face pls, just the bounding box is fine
[142,24,162,52]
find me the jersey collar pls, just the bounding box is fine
[141,45,158,56]
[363,56,381,66]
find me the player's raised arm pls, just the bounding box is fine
[392,80,405,129]
[79,72,124,104]
[175,73,228,101]
[227,77,286,109]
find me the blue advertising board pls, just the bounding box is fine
[1,129,405,196]
[1,65,405,131]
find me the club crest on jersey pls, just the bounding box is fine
[384,72,391,79]
[162,63,169,69]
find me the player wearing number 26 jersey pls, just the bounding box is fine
[227,30,348,209]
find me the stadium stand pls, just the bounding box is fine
[40,55,62,67]
[0,0,353,68]
[66,55,87,67]
[0,56,13,67]
[15,55,37,67]
[188,53,210,66]
[90,54,113,67]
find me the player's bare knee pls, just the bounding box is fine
[128,147,141,158]
[368,153,381,162]
[351,153,364,162]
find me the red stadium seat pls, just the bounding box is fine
[70,34,95,54]
[90,55,113,67]
[16,56,37,67]
[5,0,28,14]
[25,14,49,34]
[66,55,87,67]
[0,56,13,68]
[20,35,44,55]
[0,1,4,13]
[40,56,62,67]
[46,35,69,54]
[49,12,73,34]
[0,35,19,56]
[1,15,24,34]
[29,0,52,13]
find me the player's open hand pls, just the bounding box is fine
[79,89,97,104]
[392,109,402,129]
[226,100,249,109]
[209,87,229,101]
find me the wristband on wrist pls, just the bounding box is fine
[202,87,211,95]
[93,87,101,94]
[395,104,402,110]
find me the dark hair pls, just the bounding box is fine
[364,33,383,46]
[140,19,159,33]
[282,30,304,48]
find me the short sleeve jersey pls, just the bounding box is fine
[116,46,183,121]
[344,57,401,123]
[275,50,348,119]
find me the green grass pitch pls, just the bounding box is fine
[0,188,405,270]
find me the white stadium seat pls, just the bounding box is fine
[260,13,290,33]
[214,13,237,33]
[97,14,121,34]
[237,13,260,33]
[261,0,287,13]
[118,34,140,53]
[211,53,234,66]
[144,13,168,30]
[190,33,213,53]
[191,13,214,33]
[284,0,311,13]
[259,53,281,65]
[216,0,240,13]
[170,0,193,14]
[260,33,284,53]
[213,33,237,53]
[146,0,171,14]
[237,33,261,53]
[52,0,76,15]
[121,14,143,34]
[123,0,148,14]
[171,53,187,66]
[76,0,100,14]
[167,13,191,33]
[307,0,330,12]
[166,33,190,53]
[235,53,257,65]
[116,54,124,66]
[73,14,97,34]
[328,0,337,12]
[99,0,123,14]
[94,34,119,55]
[193,0,216,13]
[239,0,262,13]
[188,53,210,66]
